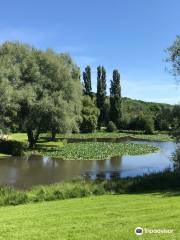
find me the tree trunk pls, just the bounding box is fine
[27,129,40,148]
[34,129,40,143]
[27,129,35,148]
[51,129,56,141]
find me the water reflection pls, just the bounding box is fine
[0,140,177,189]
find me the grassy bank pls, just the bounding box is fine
[38,142,159,160]
[10,131,173,143]
[0,153,9,157]
[0,194,179,240]
[1,170,180,207]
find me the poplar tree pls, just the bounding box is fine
[96,66,106,127]
[83,65,92,96]
[109,69,122,127]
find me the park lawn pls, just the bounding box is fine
[0,194,179,240]
[10,133,64,147]
[0,153,9,157]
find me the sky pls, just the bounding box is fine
[0,0,179,104]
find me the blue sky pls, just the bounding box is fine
[0,0,179,104]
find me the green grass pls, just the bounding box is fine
[9,133,28,143]
[0,194,179,240]
[0,153,9,157]
[1,170,180,207]
[5,132,169,159]
[38,142,159,160]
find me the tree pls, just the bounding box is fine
[83,65,92,96]
[154,107,172,131]
[128,114,154,134]
[96,66,107,127]
[0,42,82,147]
[80,96,99,133]
[109,69,122,127]
[0,79,18,135]
[167,35,180,82]
[167,36,180,139]
[107,121,117,132]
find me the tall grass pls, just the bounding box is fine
[0,170,180,207]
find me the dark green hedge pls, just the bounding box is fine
[0,140,27,156]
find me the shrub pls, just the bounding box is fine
[0,187,28,206]
[107,121,117,132]
[172,146,180,170]
[80,96,100,133]
[128,115,154,134]
[80,115,98,133]
[0,139,27,156]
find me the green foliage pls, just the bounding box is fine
[172,146,180,170]
[38,142,159,160]
[122,97,173,131]
[155,107,172,130]
[0,139,27,156]
[109,70,122,127]
[0,187,28,206]
[172,105,180,129]
[80,96,100,133]
[167,35,180,80]
[96,66,107,127]
[1,170,180,208]
[83,65,92,96]
[106,121,117,132]
[171,105,180,140]
[0,42,82,146]
[57,131,173,141]
[128,115,154,134]
[0,79,18,132]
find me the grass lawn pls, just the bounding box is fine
[0,194,179,240]
[0,153,9,157]
[9,133,28,143]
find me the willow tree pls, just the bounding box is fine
[167,35,180,139]
[167,35,180,82]
[0,42,82,147]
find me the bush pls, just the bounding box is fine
[128,115,154,134]
[80,115,98,133]
[0,187,28,206]
[106,121,117,132]
[80,96,99,133]
[172,146,180,170]
[0,139,27,156]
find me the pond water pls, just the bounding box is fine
[0,139,177,189]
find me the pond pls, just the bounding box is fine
[0,139,177,189]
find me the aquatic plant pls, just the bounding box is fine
[39,142,159,160]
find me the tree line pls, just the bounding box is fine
[0,37,180,147]
[82,65,122,132]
